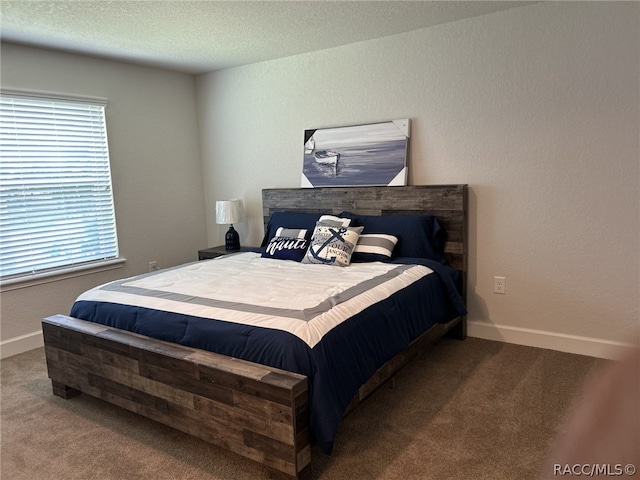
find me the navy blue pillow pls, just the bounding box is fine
[260,212,321,247]
[339,212,447,262]
[262,236,309,262]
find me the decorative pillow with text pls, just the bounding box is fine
[262,236,309,262]
[302,223,363,266]
[317,215,352,227]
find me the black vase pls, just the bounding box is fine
[225,225,240,250]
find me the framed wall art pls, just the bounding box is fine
[301,119,410,188]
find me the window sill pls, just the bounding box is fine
[0,257,127,292]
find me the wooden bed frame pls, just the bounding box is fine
[43,184,468,480]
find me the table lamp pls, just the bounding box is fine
[215,199,246,250]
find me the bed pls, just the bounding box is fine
[43,184,468,480]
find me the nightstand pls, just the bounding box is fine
[198,245,252,260]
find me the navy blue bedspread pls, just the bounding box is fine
[70,258,466,454]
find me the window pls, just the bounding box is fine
[0,91,120,284]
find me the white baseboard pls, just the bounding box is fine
[0,330,44,359]
[468,320,636,360]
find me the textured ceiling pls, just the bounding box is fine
[1,1,536,74]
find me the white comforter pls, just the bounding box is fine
[77,252,433,348]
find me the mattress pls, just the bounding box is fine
[70,252,466,453]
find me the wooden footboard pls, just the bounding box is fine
[42,314,311,480]
[43,313,465,479]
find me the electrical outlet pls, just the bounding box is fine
[148,261,158,272]
[494,276,506,294]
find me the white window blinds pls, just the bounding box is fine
[0,92,119,281]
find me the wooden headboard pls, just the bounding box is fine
[262,184,468,274]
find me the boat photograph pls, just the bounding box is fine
[302,119,410,187]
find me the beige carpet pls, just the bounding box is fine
[1,338,606,480]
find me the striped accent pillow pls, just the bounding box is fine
[352,234,398,262]
[318,215,351,227]
[275,227,308,239]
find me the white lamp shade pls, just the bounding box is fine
[215,199,246,224]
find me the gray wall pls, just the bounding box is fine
[0,44,207,354]
[196,2,639,357]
